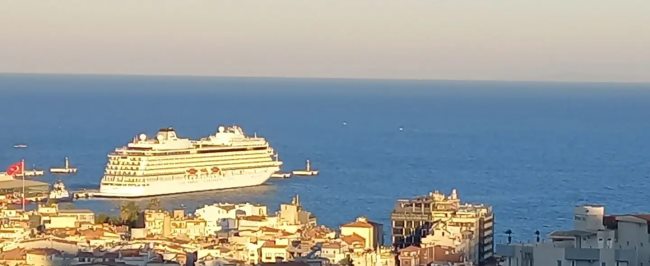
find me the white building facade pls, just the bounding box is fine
[498,205,650,266]
[194,203,267,235]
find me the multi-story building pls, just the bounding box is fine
[341,217,384,251]
[170,218,207,239]
[194,202,267,235]
[391,189,493,265]
[36,204,96,230]
[277,195,317,229]
[143,210,171,237]
[497,205,650,266]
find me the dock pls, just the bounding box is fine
[291,160,319,176]
[72,189,99,200]
[50,156,78,174]
[271,172,292,179]
[24,169,45,177]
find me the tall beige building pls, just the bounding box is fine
[277,195,316,227]
[341,217,384,251]
[391,189,494,265]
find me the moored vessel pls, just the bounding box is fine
[292,160,319,176]
[50,157,78,174]
[96,125,282,198]
[24,168,45,177]
[48,180,73,202]
[271,172,292,179]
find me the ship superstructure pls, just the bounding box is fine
[97,126,282,198]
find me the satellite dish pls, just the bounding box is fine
[139,134,147,141]
[218,126,225,133]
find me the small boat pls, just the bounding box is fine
[291,160,319,176]
[13,144,28,149]
[49,157,78,174]
[24,168,45,177]
[271,172,292,179]
[49,180,73,202]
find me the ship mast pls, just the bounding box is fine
[21,159,25,211]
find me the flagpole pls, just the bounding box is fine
[22,159,25,211]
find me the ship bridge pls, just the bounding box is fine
[126,127,193,150]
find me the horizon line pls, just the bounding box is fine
[1,71,649,86]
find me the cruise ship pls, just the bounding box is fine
[97,126,282,198]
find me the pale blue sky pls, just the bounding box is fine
[1,0,649,82]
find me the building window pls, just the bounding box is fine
[557,260,561,266]
[601,263,605,266]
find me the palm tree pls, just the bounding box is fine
[119,201,140,226]
[505,229,513,244]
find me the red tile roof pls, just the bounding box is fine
[241,215,266,222]
[342,221,373,228]
[26,248,61,256]
[340,233,366,245]
[399,245,421,253]
[0,248,25,260]
[262,241,288,249]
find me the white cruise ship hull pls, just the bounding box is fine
[97,168,275,198]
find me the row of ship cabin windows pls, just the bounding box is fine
[113,151,272,162]
[102,182,149,187]
[108,156,270,169]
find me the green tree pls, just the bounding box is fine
[96,213,111,224]
[109,216,122,225]
[339,256,353,266]
[119,201,140,226]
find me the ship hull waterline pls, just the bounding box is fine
[95,169,274,198]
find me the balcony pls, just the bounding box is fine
[495,244,515,257]
[564,248,599,261]
[615,249,634,262]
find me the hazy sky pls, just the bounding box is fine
[1,0,649,82]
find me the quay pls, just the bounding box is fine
[0,172,49,197]
[72,189,99,199]
[291,159,319,176]
[270,172,292,179]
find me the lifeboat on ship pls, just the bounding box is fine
[211,167,221,174]
[187,168,198,175]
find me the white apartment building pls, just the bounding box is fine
[498,205,650,266]
[194,203,267,235]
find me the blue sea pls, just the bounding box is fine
[1,74,650,244]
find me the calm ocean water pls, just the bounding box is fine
[1,74,650,244]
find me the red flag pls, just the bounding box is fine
[6,161,23,176]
